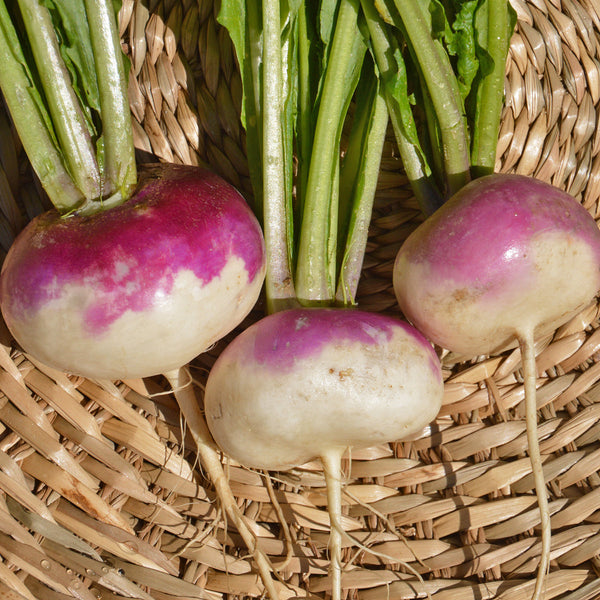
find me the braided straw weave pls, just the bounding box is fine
[1,0,600,598]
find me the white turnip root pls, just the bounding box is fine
[205,307,444,600]
[393,173,600,600]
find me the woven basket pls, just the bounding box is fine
[1,0,600,599]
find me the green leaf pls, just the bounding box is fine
[388,46,422,152]
[450,0,479,100]
[429,0,452,42]
[318,0,337,45]
[473,0,493,78]
[217,0,250,126]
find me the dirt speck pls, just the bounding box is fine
[452,288,470,302]
[328,368,353,381]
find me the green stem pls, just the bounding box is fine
[471,0,510,178]
[295,0,365,304]
[262,0,296,312]
[84,0,136,203]
[360,0,442,214]
[17,0,101,203]
[392,0,470,196]
[336,77,388,304]
[281,11,299,289]
[296,3,314,236]
[0,0,84,213]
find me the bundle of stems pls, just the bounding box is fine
[219,0,515,311]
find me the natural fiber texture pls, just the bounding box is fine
[1,0,600,599]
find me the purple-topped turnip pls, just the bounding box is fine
[394,174,600,357]
[206,308,442,470]
[0,2,280,596]
[1,164,265,380]
[394,173,600,600]
[205,308,444,598]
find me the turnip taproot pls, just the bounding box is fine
[205,307,444,599]
[394,173,600,600]
[0,2,280,596]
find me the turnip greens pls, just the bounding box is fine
[219,0,516,308]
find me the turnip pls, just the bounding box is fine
[0,2,279,596]
[0,164,265,381]
[393,173,600,600]
[215,0,443,594]
[205,307,444,600]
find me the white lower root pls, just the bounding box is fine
[164,367,280,600]
[321,450,345,600]
[320,450,433,600]
[520,334,551,600]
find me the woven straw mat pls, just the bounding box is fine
[1,0,600,598]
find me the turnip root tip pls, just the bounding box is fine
[165,367,280,600]
[393,173,600,600]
